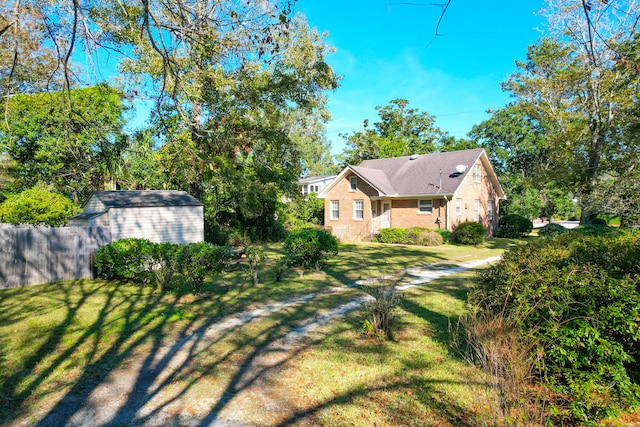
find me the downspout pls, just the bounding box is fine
[444,195,451,231]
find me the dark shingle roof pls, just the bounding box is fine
[93,190,202,208]
[356,149,486,195]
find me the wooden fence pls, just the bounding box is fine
[0,226,112,289]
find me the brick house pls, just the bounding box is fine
[318,148,505,241]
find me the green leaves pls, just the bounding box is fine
[471,231,640,423]
[0,186,80,226]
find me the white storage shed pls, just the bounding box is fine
[69,190,204,244]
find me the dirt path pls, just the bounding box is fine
[14,256,500,427]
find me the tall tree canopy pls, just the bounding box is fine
[502,0,640,223]
[1,1,339,237]
[0,84,126,200]
[339,99,444,166]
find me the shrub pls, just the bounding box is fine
[376,227,443,246]
[148,242,181,292]
[283,227,338,270]
[494,214,533,238]
[433,228,451,244]
[453,222,486,245]
[377,227,411,244]
[469,232,640,424]
[0,186,80,226]
[178,242,233,294]
[590,217,607,225]
[94,238,154,283]
[537,222,567,238]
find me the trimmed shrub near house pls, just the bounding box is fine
[469,232,640,424]
[537,222,567,238]
[283,227,338,270]
[453,222,485,245]
[494,214,533,238]
[376,227,443,246]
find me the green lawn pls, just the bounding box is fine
[0,239,517,426]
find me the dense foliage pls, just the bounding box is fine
[470,231,640,423]
[95,239,233,294]
[0,186,80,226]
[494,214,533,238]
[453,222,486,245]
[376,227,443,246]
[537,222,567,238]
[283,227,338,270]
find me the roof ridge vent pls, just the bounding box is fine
[409,154,419,160]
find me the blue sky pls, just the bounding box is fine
[296,1,546,155]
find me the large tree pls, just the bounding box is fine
[339,99,443,166]
[503,0,640,223]
[0,84,127,200]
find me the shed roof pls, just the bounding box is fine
[91,190,203,208]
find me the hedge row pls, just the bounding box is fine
[94,239,233,294]
[376,227,445,246]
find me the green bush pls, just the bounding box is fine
[283,227,338,270]
[469,232,640,423]
[376,227,443,246]
[377,228,411,244]
[0,186,80,226]
[94,238,154,283]
[433,228,451,244]
[537,222,567,238]
[178,242,233,294]
[453,222,486,245]
[149,242,181,292]
[494,214,533,238]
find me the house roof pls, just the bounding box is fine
[320,148,505,198]
[90,190,203,208]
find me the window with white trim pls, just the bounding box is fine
[456,198,462,215]
[349,176,357,191]
[371,201,377,219]
[418,199,432,214]
[354,200,364,220]
[330,200,339,220]
[487,200,493,221]
[302,184,308,196]
[474,199,480,221]
[473,164,481,182]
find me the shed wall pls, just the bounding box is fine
[109,206,204,243]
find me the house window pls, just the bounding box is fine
[354,200,364,220]
[349,176,357,191]
[418,199,432,214]
[473,164,481,182]
[487,200,493,221]
[302,184,308,196]
[474,199,480,221]
[456,198,462,215]
[371,201,377,219]
[330,201,339,220]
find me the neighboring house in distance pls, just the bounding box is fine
[298,175,337,197]
[318,148,505,241]
[69,190,204,244]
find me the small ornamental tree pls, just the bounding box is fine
[0,186,80,226]
[283,227,338,270]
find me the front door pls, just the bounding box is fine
[381,203,391,229]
